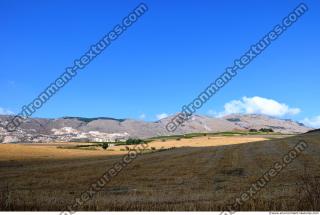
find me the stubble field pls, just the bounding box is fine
[0,133,319,211]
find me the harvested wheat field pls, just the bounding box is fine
[0,132,320,211]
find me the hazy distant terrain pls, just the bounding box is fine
[0,114,310,143]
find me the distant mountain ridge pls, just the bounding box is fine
[62,116,126,123]
[0,114,311,143]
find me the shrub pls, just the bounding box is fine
[126,138,144,145]
[101,143,109,150]
[176,138,181,141]
[226,118,241,122]
[161,139,166,142]
[249,129,258,132]
[259,128,274,132]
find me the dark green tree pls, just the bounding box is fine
[101,142,109,150]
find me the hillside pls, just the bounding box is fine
[0,114,310,143]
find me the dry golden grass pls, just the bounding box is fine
[0,136,267,162]
[0,133,319,211]
[0,143,123,162]
[112,136,269,151]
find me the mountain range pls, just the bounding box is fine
[0,114,310,143]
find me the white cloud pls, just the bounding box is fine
[0,107,14,115]
[156,113,168,120]
[217,96,301,117]
[302,116,320,128]
[139,113,146,119]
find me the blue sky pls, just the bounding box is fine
[0,0,319,127]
